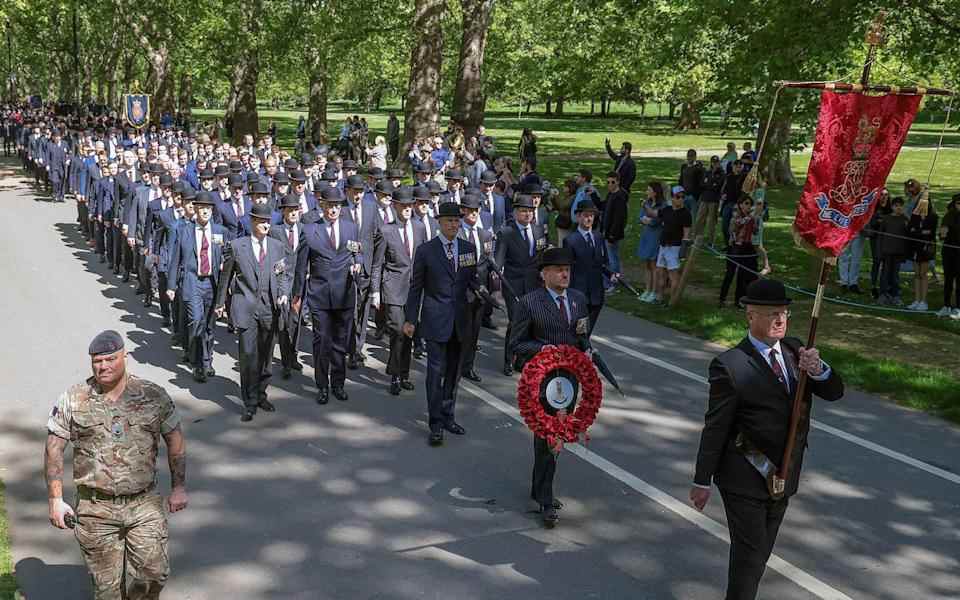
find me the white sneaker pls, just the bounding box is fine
[916,301,928,311]
[951,308,960,320]
[936,306,952,318]
[906,301,919,310]
[642,291,655,303]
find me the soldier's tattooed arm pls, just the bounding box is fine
[163,425,186,490]
[44,434,68,499]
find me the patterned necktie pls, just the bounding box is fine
[769,348,788,391]
[200,229,210,276]
[258,239,266,265]
[287,226,295,248]
[445,241,455,271]
[522,226,533,256]
[235,199,242,219]
[558,295,569,326]
[328,224,337,250]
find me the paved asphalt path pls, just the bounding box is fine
[1,168,959,599]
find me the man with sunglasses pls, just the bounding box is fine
[690,279,844,600]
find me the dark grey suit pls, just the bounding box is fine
[458,223,495,374]
[495,220,548,369]
[509,286,592,508]
[215,235,293,409]
[269,222,306,370]
[371,219,426,377]
[343,197,382,360]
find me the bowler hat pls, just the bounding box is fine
[412,185,431,201]
[426,180,444,194]
[228,173,244,188]
[229,160,243,172]
[437,202,461,219]
[525,182,544,196]
[539,247,573,270]
[319,187,345,204]
[575,200,599,213]
[283,158,300,171]
[320,169,338,182]
[375,180,395,195]
[512,194,535,209]
[249,181,269,196]
[289,169,306,183]
[199,168,215,180]
[445,169,463,181]
[160,174,174,188]
[479,170,498,185]
[148,163,164,174]
[214,165,230,177]
[346,174,365,189]
[342,159,359,170]
[740,279,792,307]
[278,193,301,209]
[181,187,197,201]
[392,186,416,205]
[273,172,290,185]
[248,203,273,221]
[367,167,385,180]
[193,191,217,206]
[415,163,433,175]
[460,191,482,210]
[172,181,186,194]
[386,168,405,180]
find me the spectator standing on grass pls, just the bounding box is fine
[906,195,938,312]
[695,155,725,247]
[838,228,867,294]
[518,156,541,192]
[719,194,760,308]
[569,169,601,223]
[867,189,892,299]
[602,171,629,292]
[386,112,400,163]
[720,142,738,172]
[604,138,637,195]
[938,195,960,319]
[653,186,692,304]
[720,160,747,247]
[518,128,538,163]
[637,182,667,302]
[741,141,757,162]
[678,149,704,218]
[555,178,578,245]
[877,197,910,306]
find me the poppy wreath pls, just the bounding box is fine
[517,344,603,449]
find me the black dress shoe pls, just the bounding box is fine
[227,324,236,334]
[193,368,207,383]
[258,399,276,412]
[462,369,482,383]
[443,422,466,435]
[142,294,152,307]
[331,386,348,402]
[98,254,105,263]
[282,367,292,379]
[541,505,559,528]
[481,318,497,330]
[552,499,564,510]
[171,336,182,348]
[503,365,513,377]
[122,272,130,283]
[389,377,401,396]
[205,367,216,377]
[316,389,329,404]
[400,378,414,391]
[428,429,444,446]
[240,409,255,422]
[290,361,303,371]
[347,356,360,370]
[135,285,145,295]
[181,353,191,365]
[413,347,424,359]
[161,317,171,327]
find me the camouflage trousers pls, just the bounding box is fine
[74,492,169,600]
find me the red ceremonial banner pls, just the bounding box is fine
[793,91,922,257]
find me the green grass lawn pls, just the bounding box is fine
[193,105,960,423]
[0,482,17,600]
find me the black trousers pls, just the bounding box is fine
[78,202,90,238]
[425,332,463,429]
[238,318,277,409]
[720,246,758,304]
[503,291,519,369]
[531,436,558,507]
[349,282,372,359]
[311,306,352,390]
[277,307,302,369]
[95,222,109,257]
[719,489,789,600]
[459,301,484,374]
[385,305,412,378]
[943,248,959,308]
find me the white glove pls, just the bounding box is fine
[48,497,75,529]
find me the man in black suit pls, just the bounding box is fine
[495,193,548,376]
[269,194,306,378]
[371,186,426,395]
[562,200,617,333]
[343,174,380,369]
[292,187,362,405]
[509,247,593,527]
[690,279,844,600]
[458,192,496,383]
[403,202,479,446]
[215,203,292,422]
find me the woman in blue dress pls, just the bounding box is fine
[636,181,667,302]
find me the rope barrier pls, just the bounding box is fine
[693,242,940,315]
[858,226,960,250]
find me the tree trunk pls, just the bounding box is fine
[402,0,445,159]
[451,0,495,141]
[590,99,595,114]
[555,96,564,115]
[231,51,259,144]
[758,114,796,186]
[178,72,193,117]
[524,100,531,114]
[675,102,701,130]
[668,101,676,120]
[308,56,329,144]
[545,98,552,115]
[600,96,608,117]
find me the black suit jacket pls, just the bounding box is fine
[562,230,608,305]
[495,221,548,299]
[371,220,426,306]
[693,336,844,499]
[508,287,592,370]
[215,236,292,329]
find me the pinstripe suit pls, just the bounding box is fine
[509,286,592,508]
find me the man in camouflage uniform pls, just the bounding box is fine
[44,330,188,600]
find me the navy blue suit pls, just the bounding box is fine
[44,140,69,200]
[294,219,360,390]
[404,236,479,430]
[213,190,247,240]
[563,228,610,333]
[166,221,226,369]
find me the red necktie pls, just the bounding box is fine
[558,295,569,326]
[200,230,210,276]
[328,225,336,249]
[258,239,266,265]
[769,348,788,391]
[287,226,295,248]
[403,225,413,258]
